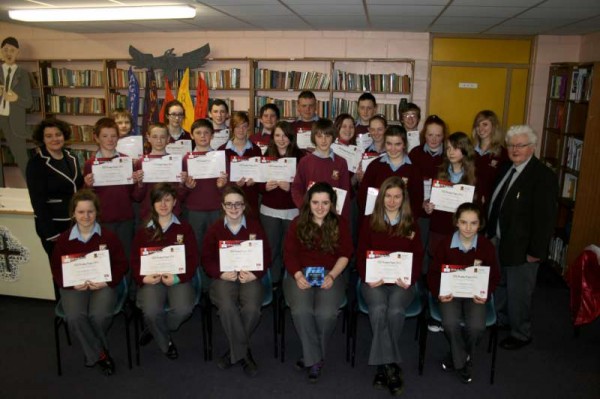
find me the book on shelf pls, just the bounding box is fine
[564,137,583,171]
[331,98,399,122]
[109,92,128,110]
[562,173,578,201]
[255,96,329,119]
[68,125,95,143]
[254,69,331,91]
[208,98,235,114]
[333,70,411,93]
[29,71,41,89]
[44,67,103,87]
[45,94,106,115]
[549,74,568,99]
[108,68,146,88]
[201,69,241,90]
[548,236,568,272]
[569,67,592,101]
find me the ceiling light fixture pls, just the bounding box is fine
[8,5,196,22]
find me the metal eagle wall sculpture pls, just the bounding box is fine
[128,43,211,84]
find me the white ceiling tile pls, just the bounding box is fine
[519,7,600,19]
[443,6,526,18]
[451,0,541,6]
[367,0,448,4]
[430,25,489,34]
[434,16,506,25]
[211,5,294,16]
[289,5,365,15]
[541,0,600,7]
[368,5,445,16]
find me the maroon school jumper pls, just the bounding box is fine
[475,146,509,208]
[249,130,271,154]
[355,124,369,135]
[284,216,353,276]
[259,151,305,211]
[168,130,192,143]
[201,217,271,280]
[427,233,500,298]
[356,219,424,284]
[130,220,199,286]
[50,226,128,289]
[291,120,314,135]
[408,145,444,218]
[182,151,223,212]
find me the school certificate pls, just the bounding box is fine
[187,151,226,179]
[210,129,230,150]
[407,130,420,153]
[61,250,112,288]
[141,155,183,183]
[423,178,432,201]
[356,133,373,152]
[219,240,264,272]
[439,264,490,299]
[262,157,297,182]
[91,157,133,186]
[116,136,144,159]
[139,245,186,276]
[166,139,193,156]
[361,152,381,172]
[364,187,379,216]
[331,143,363,173]
[333,187,348,215]
[365,250,413,285]
[429,179,475,213]
[229,156,264,182]
[296,131,313,149]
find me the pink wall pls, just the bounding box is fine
[580,32,600,62]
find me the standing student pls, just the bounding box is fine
[356,176,423,396]
[356,93,377,135]
[250,103,280,153]
[259,121,304,282]
[358,125,423,221]
[427,203,500,384]
[26,118,83,259]
[112,108,135,138]
[365,115,387,154]
[50,189,128,375]
[210,99,230,132]
[83,117,141,258]
[400,102,421,132]
[471,110,509,207]
[131,183,199,360]
[291,90,319,135]
[283,182,353,382]
[291,118,351,220]
[164,100,192,143]
[218,111,262,215]
[201,186,271,377]
[334,113,357,146]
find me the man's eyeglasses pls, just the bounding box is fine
[507,143,532,150]
[223,202,245,209]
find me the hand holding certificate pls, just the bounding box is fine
[141,154,183,183]
[140,245,186,276]
[91,157,133,186]
[262,157,297,182]
[439,264,490,299]
[219,240,264,272]
[187,151,226,179]
[229,156,263,182]
[429,179,475,213]
[365,250,413,285]
[331,143,364,173]
[62,250,112,287]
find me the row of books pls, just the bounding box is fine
[569,67,593,101]
[254,69,331,91]
[549,74,568,100]
[107,68,146,88]
[546,101,565,129]
[548,236,568,273]
[202,69,242,90]
[44,67,104,87]
[45,94,106,115]
[331,98,401,122]
[110,92,128,110]
[562,172,578,201]
[107,68,242,90]
[563,137,583,171]
[255,96,330,119]
[68,125,95,143]
[333,70,411,93]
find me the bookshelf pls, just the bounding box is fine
[540,62,599,273]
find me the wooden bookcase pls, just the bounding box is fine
[540,62,599,272]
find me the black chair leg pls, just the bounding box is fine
[350,308,358,367]
[273,300,278,359]
[123,312,132,370]
[134,308,141,366]
[490,325,498,384]
[417,313,426,375]
[64,320,72,346]
[280,305,286,363]
[206,302,213,361]
[54,317,62,376]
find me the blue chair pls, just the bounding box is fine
[348,279,426,371]
[424,292,498,384]
[54,278,132,376]
[204,269,278,360]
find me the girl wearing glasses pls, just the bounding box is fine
[201,185,271,377]
[283,182,353,383]
[164,100,192,144]
[131,183,199,360]
[471,110,509,207]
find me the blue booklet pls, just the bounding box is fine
[305,266,325,287]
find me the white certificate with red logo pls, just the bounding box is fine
[92,157,133,186]
[361,152,381,172]
[296,131,313,149]
[141,154,183,183]
[61,250,112,287]
[230,156,263,182]
[439,264,490,299]
[117,136,144,159]
[365,250,413,285]
[407,130,420,153]
[210,129,229,150]
[365,187,379,216]
[219,240,264,272]
[356,133,373,152]
[187,151,226,179]
[331,143,363,173]
[429,179,475,213]
[140,245,186,276]
[262,157,297,182]
[166,139,193,156]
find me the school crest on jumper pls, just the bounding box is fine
[176,234,184,244]
[331,170,340,180]
[490,159,498,168]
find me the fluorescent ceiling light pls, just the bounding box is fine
[8,6,196,22]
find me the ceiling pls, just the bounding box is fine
[1,0,599,35]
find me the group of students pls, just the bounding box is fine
[26,90,510,395]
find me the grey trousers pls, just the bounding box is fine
[187,209,220,291]
[259,213,292,283]
[361,283,415,365]
[210,278,264,363]
[439,298,486,369]
[283,274,345,367]
[60,286,117,366]
[417,216,431,276]
[0,117,28,181]
[495,262,539,341]
[136,282,195,353]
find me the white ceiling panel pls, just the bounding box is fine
[430,25,491,34]
[519,7,600,19]
[442,6,526,18]
[369,5,445,16]
[210,5,294,16]
[366,0,448,5]
[434,16,506,26]
[289,5,365,15]
[451,0,541,6]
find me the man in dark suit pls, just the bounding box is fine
[486,125,558,350]
[0,36,32,183]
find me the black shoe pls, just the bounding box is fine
[384,363,403,396]
[373,366,388,390]
[308,361,323,383]
[457,362,472,384]
[139,328,153,346]
[96,351,115,376]
[240,350,258,378]
[441,353,454,372]
[295,358,305,371]
[217,351,233,370]
[500,336,532,350]
[166,340,178,360]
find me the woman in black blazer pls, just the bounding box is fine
[26,118,83,258]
